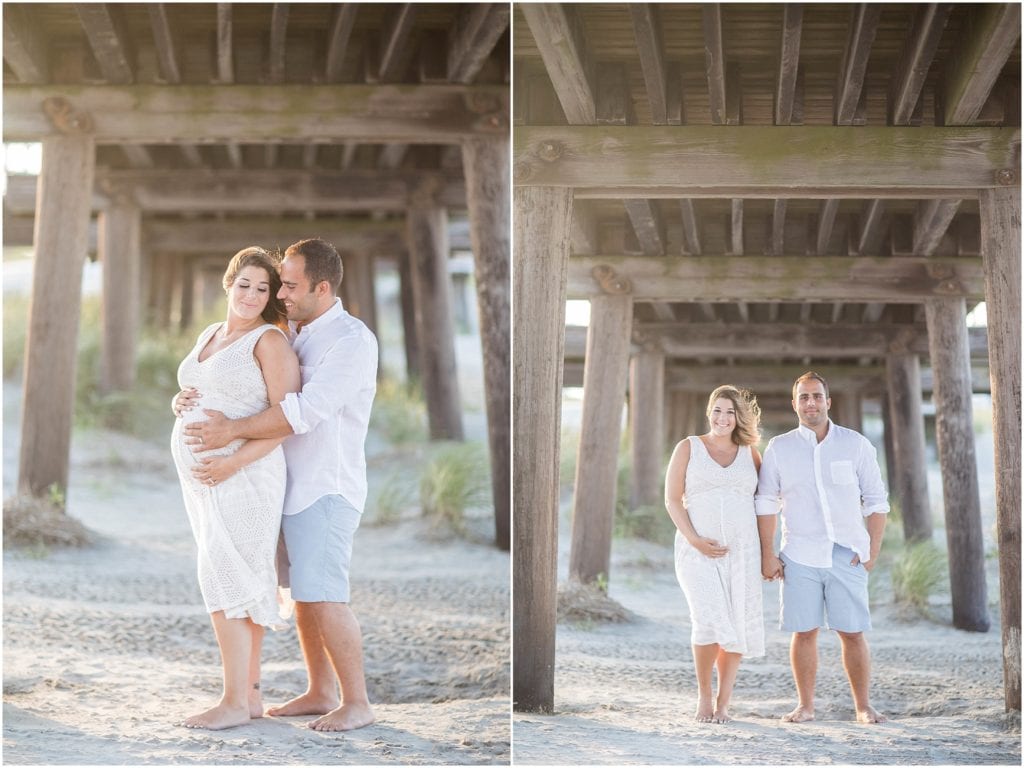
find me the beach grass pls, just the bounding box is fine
[419,440,491,535]
[892,539,948,613]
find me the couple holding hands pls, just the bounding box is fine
[666,374,889,725]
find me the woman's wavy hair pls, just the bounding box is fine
[706,385,762,446]
[222,246,288,329]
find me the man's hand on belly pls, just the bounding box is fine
[183,409,234,450]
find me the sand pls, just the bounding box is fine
[2,386,510,765]
[513,531,1020,765]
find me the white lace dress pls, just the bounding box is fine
[673,436,765,656]
[171,322,288,629]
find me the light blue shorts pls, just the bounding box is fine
[279,494,360,603]
[780,544,871,633]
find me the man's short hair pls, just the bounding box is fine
[793,371,830,401]
[285,238,343,294]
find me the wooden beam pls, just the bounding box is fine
[143,218,406,255]
[775,5,803,125]
[3,5,49,83]
[725,62,743,125]
[379,4,418,83]
[835,4,881,124]
[816,198,840,255]
[703,4,726,125]
[5,85,510,143]
[566,255,985,302]
[623,200,665,257]
[771,199,787,255]
[341,142,358,170]
[268,3,290,84]
[630,4,668,124]
[378,144,408,170]
[74,3,134,84]
[121,145,154,169]
[595,61,632,125]
[514,126,1020,194]
[857,199,888,255]
[943,4,1022,125]
[571,202,599,255]
[225,142,243,169]
[731,199,744,254]
[914,199,962,255]
[679,199,701,255]
[325,4,359,83]
[448,3,510,84]
[148,4,182,84]
[521,3,594,124]
[216,3,233,83]
[889,4,952,125]
[301,143,318,169]
[179,144,204,168]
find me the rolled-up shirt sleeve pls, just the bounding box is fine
[755,438,782,516]
[856,438,890,516]
[280,331,377,436]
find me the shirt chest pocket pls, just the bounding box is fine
[830,460,856,485]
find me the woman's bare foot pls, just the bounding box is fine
[782,705,815,723]
[266,691,338,717]
[309,702,376,732]
[695,696,715,723]
[713,705,732,723]
[181,702,250,730]
[856,706,887,724]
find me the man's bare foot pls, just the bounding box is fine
[181,702,250,730]
[266,692,338,717]
[782,705,815,723]
[695,696,715,723]
[309,702,376,732]
[856,706,887,724]
[713,706,732,723]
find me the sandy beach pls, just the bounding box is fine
[3,384,510,765]
[513,527,1019,765]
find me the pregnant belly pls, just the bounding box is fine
[171,396,244,472]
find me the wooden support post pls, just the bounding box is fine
[463,137,511,551]
[980,186,1021,710]
[512,186,572,713]
[407,202,463,441]
[397,249,420,383]
[98,195,140,393]
[880,393,898,499]
[178,255,196,331]
[925,297,990,632]
[18,134,95,499]
[569,294,633,585]
[885,353,933,542]
[150,254,175,330]
[684,392,704,440]
[344,249,378,335]
[200,266,224,317]
[630,351,665,510]
[836,390,863,434]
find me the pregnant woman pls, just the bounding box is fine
[664,385,765,724]
[171,246,300,730]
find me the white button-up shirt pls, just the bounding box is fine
[279,298,377,516]
[755,420,889,567]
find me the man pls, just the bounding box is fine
[755,371,888,724]
[181,238,377,732]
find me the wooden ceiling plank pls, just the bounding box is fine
[834,4,882,125]
[521,3,595,124]
[679,199,701,255]
[857,199,887,255]
[566,255,985,302]
[148,4,182,84]
[3,6,49,83]
[326,4,360,84]
[816,199,840,255]
[595,61,632,125]
[448,3,510,84]
[702,4,726,125]
[630,4,668,125]
[913,199,962,255]
[74,3,135,84]
[624,200,665,257]
[217,3,234,83]
[889,4,952,125]
[268,3,290,84]
[775,4,803,125]
[379,4,418,83]
[943,4,1022,125]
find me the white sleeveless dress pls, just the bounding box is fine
[171,322,288,629]
[673,436,765,656]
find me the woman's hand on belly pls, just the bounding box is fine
[191,454,241,487]
[690,536,729,559]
